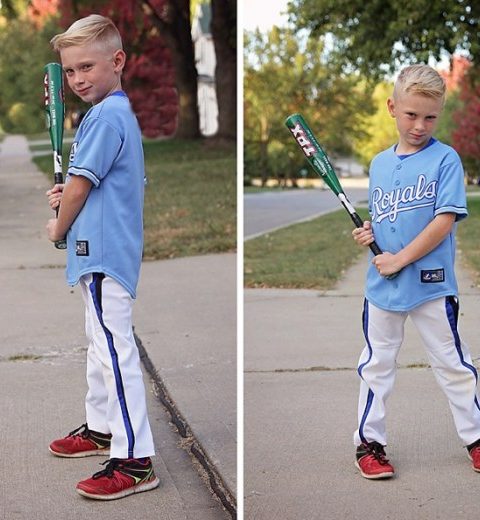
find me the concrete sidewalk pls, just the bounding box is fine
[0,135,235,519]
[245,248,480,518]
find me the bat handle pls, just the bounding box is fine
[350,211,399,280]
[53,178,67,250]
[54,207,67,250]
[369,241,383,256]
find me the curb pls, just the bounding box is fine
[135,332,237,519]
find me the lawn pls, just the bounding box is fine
[32,138,236,260]
[244,194,480,290]
[458,195,480,286]
[244,208,370,290]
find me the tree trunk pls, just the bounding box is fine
[144,0,200,138]
[210,0,236,141]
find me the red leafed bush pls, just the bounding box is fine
[452,72,480,173]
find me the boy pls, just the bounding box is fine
[352,64,480,479]
[45,15,159,499]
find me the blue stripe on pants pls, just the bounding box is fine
[358,299,375,444]
[445,296,480,413]
[89,273,136,458]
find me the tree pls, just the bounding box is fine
[289,0,480,77]
[352,82,397,168]
[143,0,200,138]
[244,27,373,184]
[0,0,28,18]
[211,0,236,140]
[0,16,57,133]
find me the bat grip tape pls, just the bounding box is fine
[348,210,399,280]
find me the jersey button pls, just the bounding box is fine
[390,227,396,232]
[396,164,402,170]
[395,180,400,186]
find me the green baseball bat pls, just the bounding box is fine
[285,113,399,278]
[44,62,67,250]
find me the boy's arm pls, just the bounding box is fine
[372,213,456,276]
[46,175,92,242]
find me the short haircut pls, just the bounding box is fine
[394,64,446,101]
[51,14,123,52]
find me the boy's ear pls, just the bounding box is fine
[386,97,396,118]
[112,49,126,72]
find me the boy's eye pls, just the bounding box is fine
[81,64,93,71]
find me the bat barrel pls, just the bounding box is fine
[44,62,66,251]
[285,114,345,197]
[285,112,401,280]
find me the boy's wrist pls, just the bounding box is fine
[393,250,409,270]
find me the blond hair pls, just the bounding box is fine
[394,64,446,101]
[51,14,122,52]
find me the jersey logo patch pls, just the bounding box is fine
[421,269,444,283]
[76,240,89,256]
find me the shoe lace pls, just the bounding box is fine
[92,458,122,480]
[366,441,390,465]
[67,423,90,439]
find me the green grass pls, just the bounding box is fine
[33,138,236,260]
[458,196,480,286]
[244,185,313,194]
[244,208,370,290]
[244,196,480,290]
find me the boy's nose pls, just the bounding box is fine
[73,73,85,85]
[414,120,425,131]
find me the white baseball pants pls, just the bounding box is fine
[355,296,480,447]
[80,273,155,459]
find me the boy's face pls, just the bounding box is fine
[60,43,125,105]
[387,91,443,155]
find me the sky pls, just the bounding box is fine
[243,0,290,32]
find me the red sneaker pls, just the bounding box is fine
[76,458,159,500]
[355,441,394,479]
[467,439,480,472]
[49,424,111,458]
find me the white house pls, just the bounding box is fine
[192,2,219,136]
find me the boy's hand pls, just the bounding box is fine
[372,252,403,277]
[46,218,65,243]
[46,183,64,210]
[352,220,374,247]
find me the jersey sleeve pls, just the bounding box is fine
[434,154,468,222]
[68,117,122,187]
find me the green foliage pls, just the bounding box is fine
[436,89,462,146]
[289,0,480,76]
[0,17,58,134]
[458,195,480,286]
[244,27,374,182]
[0,0,29,18]
[352,81,397,167]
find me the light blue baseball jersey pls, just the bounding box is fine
[366,138,467,311]
[65,91,144,298]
